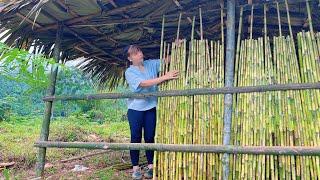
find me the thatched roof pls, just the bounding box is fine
[0,0,319,88]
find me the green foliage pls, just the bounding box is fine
[0,42,128,120]
[86,109,106,124]
[52,67,118,117]
[0,42,67,93]
[0,42,131,178]
[2,168,11,180]
[0,75,45,117]
[0,97,13,121]
[85,99,127,123]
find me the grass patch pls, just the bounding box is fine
[0,114,130,178]
[89,167,128,180]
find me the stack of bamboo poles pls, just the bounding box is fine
[230,2,320,179]
[154,2,319,179]
[230,32,320,180]
[155,40,226,179]
[155,12,226,179]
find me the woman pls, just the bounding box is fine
[124,45,179,179]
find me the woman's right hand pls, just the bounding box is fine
[163,70,179,80]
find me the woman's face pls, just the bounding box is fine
[128,46,144,64]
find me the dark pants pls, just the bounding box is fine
[127,107,156,166]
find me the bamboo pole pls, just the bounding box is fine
[232,7,244,178]
[160,15,165,60]
[234,6,243,87]
[199,8,203,40]
[191,16,195,41]
[177,13,182,40]
[249,4,254,39]
[43,83,320,101]
[35,22,63,177]
[154,15,166,180]
[305,0,314,35]
[220,2,224,44]
[222,0,236,179]
[276,1,282,37]
[34,141,320,156]
[284,0,293,39]
[296,29,320,178]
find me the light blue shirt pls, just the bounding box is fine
[125,59,161,111]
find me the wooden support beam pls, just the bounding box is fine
[56,0,119,45]
[64,27,123,62]
[108,0,130,19]
[14,9,122,64]
[16,12,42,28]
[16,10,119,65]
[107,0,145,35]
[36,1,148,32]
[35,22,63,178]
[54,0,126,46]
[51,1,68,13]
[34,141,320,156]
[70,9,221,28]
[71,0,151,49]
[223,0,236,178]
[38,8,124,62]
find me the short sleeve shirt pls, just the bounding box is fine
[125,59,161,111]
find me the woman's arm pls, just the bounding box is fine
[139,70,179,87]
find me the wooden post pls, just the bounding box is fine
[222,0,235,179]
[35,22,63,177]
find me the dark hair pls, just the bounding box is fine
[124,45,141,58]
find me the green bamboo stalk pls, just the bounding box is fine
[154,7,320,178]
[191,16,195,41]
[285,0,293,39]
[249,5,254,39]
[305,0,314,36]
[276,1,282,37]
[35,23,63,177]
[160,15,165,60]
[199,8,203,40]
[155,15,165,179]
[234,6,243,88]
[221,4,224,46]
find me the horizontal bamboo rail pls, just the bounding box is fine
[43,82,320,101]
[34,141,320,156]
